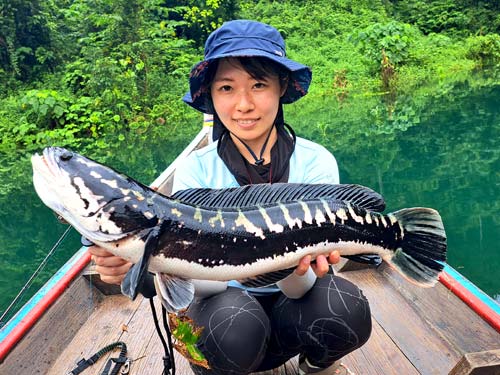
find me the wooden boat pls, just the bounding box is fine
[0,126,499,375]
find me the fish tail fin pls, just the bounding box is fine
[388,207,447,287]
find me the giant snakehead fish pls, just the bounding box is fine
[32,147,447,312]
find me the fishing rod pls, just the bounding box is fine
[0,225,72,325]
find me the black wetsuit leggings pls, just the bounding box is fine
[186,274,372,375]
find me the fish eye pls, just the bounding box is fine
[60,151,73,161]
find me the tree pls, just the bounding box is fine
[0,0,56,83]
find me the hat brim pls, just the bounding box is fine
[183,51,312,114]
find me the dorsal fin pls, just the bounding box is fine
[171,183,385,212]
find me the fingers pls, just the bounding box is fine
[88,245,113,257]
[311,254,330,277]
[295,255,312,276]
[88,246,132,285]
[95,262,132,285]
[297,251,341,278]
[329,250,341,265]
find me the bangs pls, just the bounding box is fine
[202,56,289,88]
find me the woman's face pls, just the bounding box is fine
[211,58,284,150]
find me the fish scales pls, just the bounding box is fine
[151,199,403,272]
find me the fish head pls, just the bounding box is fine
[32,147,159,243]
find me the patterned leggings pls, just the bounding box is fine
[186,275,372,375]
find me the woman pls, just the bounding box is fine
[90,20,371,375]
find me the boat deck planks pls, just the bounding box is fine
[0,277,102,375]
[339,318,420,375]
[335,263,499,375]
[3,262,498,374]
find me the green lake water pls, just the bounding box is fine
[0,75,499,325]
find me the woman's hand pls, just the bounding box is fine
[88,246,132,285]
[295,251,340,278]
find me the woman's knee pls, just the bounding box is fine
[272,275,372,354]
[314,275,372,345]
[187,288,271,374]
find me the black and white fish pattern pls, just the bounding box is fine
[32,147,447,312]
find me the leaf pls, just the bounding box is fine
[135,61,145,71]
[39,104,49,116]
[45,96,56,107]
[173,320,199,344]
[186,344,205,361]
[53,105,65,118]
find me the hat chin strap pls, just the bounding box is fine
[229,123,275,166]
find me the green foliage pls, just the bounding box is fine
[0,0,498,157]
[1,0,207,154]
[389,0,500,35]
[179,0,239,44]
[466,34,500,67]
[390,0,468,35]
[19,90,69,129]
[0,0,57,82]
[172,316,206,362]
[3,89,116,150]
[351,21,421,69]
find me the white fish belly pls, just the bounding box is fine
[147,240,393,281]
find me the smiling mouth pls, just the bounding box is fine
[235,119,259,127]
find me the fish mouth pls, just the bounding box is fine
[32,147,66,180]
[32,147,74,217]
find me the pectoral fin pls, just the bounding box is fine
[121,227,160,300]
[154,273,195,312]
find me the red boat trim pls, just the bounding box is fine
[440,267,500,333]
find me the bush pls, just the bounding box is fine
[2,89,122,150]
[351,21,421,69]
[466,34,500,68]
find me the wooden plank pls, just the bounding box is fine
[335,265,465,374]
[114,296,179,374]
[0,277,103,375]
[103,297,299,375]
[449,349,500,375]
[336,263,500,374]
[82,266,122,295]
[342,318,419,375]
[47,293,142,374]
[378,264,500,351]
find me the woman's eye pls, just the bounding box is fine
[219,85,232,92]
[254,82,266,89]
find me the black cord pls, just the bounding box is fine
[162,305,176,375]
[68,341,127,375]
[230,123,275,165]
[149,298,175,375]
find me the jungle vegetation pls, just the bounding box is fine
[1,0,499,162]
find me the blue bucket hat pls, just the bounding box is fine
[183,20,312,114]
